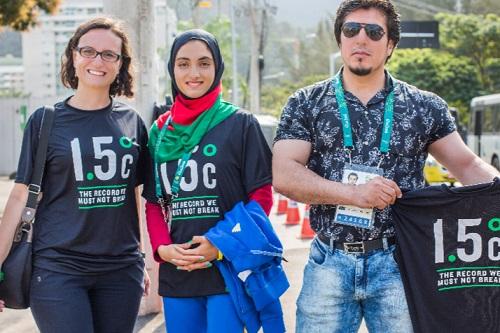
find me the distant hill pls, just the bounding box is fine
[274,0,341,29]
[0,30,22,57]
[169,0,341,30]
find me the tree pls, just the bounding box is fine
[436,13,500,92]
[387,48,481,123]
[288,18,338,81]
[203,17,234,97]
[167,0,210,27]
[393,0,500,19]
[261,74,328,118]
[0,0,61,31]
[461,0,500,15]
[486,57,500,91]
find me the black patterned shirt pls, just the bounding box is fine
[274,72,456,242]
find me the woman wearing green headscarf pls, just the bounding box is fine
[143,29,274,333]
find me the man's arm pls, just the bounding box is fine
[272,139,401,209]
[429,131,500,185]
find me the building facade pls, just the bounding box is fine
[0,55,24,94]
[22,0,173,100]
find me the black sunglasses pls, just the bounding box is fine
[341,22,386,41]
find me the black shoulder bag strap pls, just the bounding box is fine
[21,106,55,224]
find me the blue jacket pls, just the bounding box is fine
[205,201,289,333]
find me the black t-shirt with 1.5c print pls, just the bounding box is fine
[15,98,149,274]
[143,110,272,297]
[392,180,500,333]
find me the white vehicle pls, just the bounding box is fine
[468,93,500,170]
[255,114,279,149]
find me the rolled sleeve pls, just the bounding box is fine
[274,90,312,143]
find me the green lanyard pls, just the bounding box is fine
[154,117,193,201]
[333,74,395,156]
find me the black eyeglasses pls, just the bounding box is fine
[341,22,386,41]
[75,46,122,62]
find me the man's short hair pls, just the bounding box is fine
[334,0,401,48]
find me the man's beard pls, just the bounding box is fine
[348,65,372,76]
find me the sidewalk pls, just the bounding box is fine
[0,182,368,332]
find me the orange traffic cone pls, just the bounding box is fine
[285,200,301,225]
[276,194,288,215]
[299,204,315,239]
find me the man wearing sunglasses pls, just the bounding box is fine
[273,0,499,332]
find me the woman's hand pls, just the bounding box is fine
[143,268,151,296]
[0,299,5,312]
[157,242,205,268]
[175,236,219,271]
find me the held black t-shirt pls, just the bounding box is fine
[392,180,500,333]
[143,110,272,297]
[16,98,149,274]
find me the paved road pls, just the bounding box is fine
[0,180,368,332]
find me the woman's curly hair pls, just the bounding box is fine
[60,17,134,97]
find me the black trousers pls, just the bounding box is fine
[30,262,144,333]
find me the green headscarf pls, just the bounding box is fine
[148,95,238,163]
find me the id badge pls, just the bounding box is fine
[333,163,383,229]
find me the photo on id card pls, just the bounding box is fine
[334,163,383,229]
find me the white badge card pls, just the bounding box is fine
[334,164,383,229]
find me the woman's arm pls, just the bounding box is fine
[144,201,201,267]
[135,187,150,296]
[0,183,28,311]
[249,184,273,215]
[0,184,29,265]
[145,201,172,262]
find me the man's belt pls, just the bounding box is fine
[318,234,396,254]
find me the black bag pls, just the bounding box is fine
[0,106,54,309]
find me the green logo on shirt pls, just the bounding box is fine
[203,144,217,157]
[488,218,500,232]
[119,136,137,149]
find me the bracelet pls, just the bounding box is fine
[140,252,146,259]
[216,250,223,261]
[0,271,4,282]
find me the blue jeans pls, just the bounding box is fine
[296,237,413,333]
[163,294,244,333]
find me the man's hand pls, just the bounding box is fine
[352,176,402,209]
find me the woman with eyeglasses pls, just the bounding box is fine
[143,29,276,333]
[0,17,150,332]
